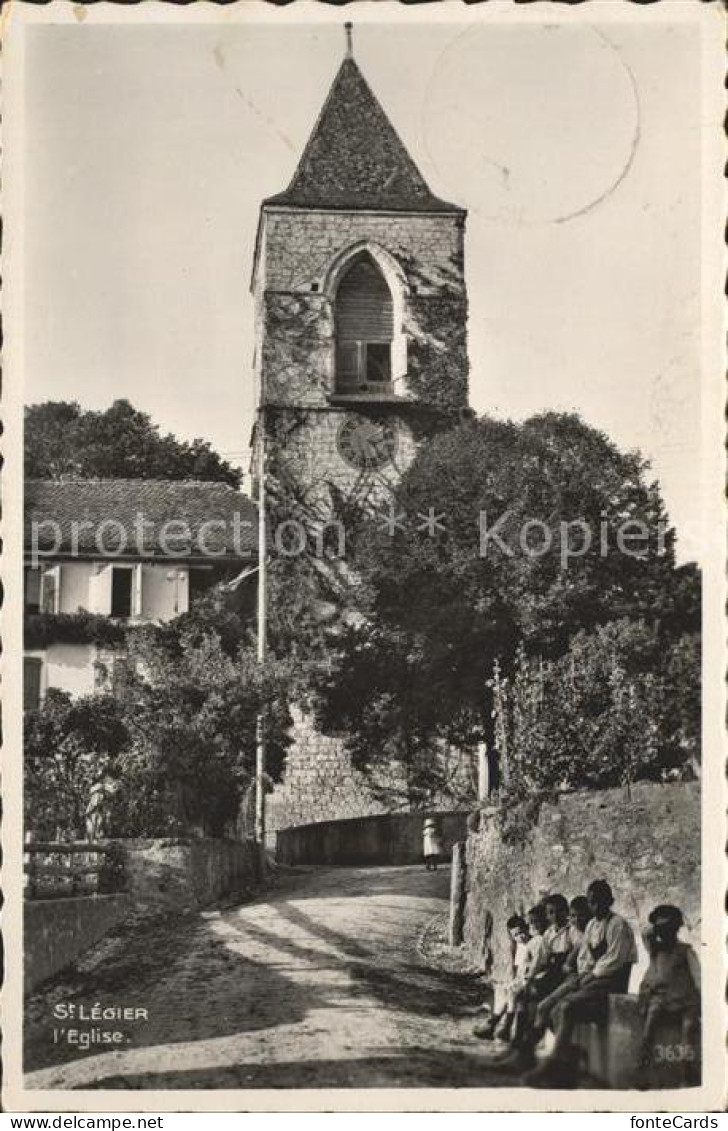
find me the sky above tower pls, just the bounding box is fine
[22,14,707,561]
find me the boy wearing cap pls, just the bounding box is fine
[638,904,700,1077]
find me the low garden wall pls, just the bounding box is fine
[117,836,261,914]
[25,837,261,994]
[276,810,469,866]
[462,781,700,997]
[25,894,131,993]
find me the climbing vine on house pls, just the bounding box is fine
[24,611,128,650]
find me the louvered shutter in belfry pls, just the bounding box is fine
[336,258,393,343]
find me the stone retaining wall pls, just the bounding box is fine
[267,711,408,832]
[463,781,700,996]
[276,810,469,866]
[267,710,471,833]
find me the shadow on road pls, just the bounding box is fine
[80,1049,518,1090]
[270,900,478,1018]
[24,913,318,1074]
[25,864,486,1088]
[267,864,452,902]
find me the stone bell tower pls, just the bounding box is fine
[251,26,470,832]
[251,24,469,514]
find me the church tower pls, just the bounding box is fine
[252,27,470,833]
[251,25,469,511]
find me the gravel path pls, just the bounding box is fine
[25,864,515,1091]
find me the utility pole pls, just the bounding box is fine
[254,406,267,854]
[477,742,489,802]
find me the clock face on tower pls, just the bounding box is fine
[337,413,398,472]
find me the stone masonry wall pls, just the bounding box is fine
[276,810,469,866]
[261,209,468,413]
[463,781,700,998]
[264,210,463,295]
[118,837,260,914]
[266,710,407,832]
[267,711,470,833]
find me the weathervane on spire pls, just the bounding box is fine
[344,22,354,59]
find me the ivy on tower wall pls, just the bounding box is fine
[263,294,334,407]
[260,208,469,414]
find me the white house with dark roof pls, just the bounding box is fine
[24,479,257,708]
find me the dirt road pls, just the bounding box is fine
[25,864,513,1090]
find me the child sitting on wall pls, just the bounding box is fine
[497,894,573,1064]
[499,904,548,1044]
[475,905,550,1044]
[638,904,701,1081]
[523,878,638,1087]
[523,904,549,981]
[566,896,591,961]
[535,895,592,1022]
[533,893,572,998]
[473,914,530,1041]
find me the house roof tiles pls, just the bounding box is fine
[24,480,258,559]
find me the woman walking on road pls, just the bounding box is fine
[423,816,443,871]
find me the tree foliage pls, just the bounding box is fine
[24,588,291,839]
[25,399,241,486]
[492,620,700,801]
[314,412,700,794]
[24,690,128,839]
[112,626,292,837]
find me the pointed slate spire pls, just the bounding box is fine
[264,32,463,214]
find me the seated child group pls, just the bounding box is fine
[475,879,700,1087]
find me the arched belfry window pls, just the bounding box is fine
[335,254,393,393]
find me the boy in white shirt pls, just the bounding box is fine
[499,894,575,1065]
[534,895,592,1033]
[534,893,572,997]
